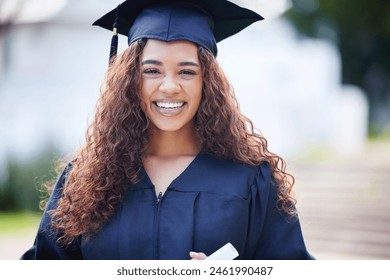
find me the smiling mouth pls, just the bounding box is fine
[154,101,185,110]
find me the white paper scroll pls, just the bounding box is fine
[205,242,239,260]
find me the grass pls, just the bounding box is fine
[0,211,42,236]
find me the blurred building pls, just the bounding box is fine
[0,0,122,166]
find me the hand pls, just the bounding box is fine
[189,251,207,260]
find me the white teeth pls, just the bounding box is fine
[156,102,184,109]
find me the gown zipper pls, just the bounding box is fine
[156,192,163,205]
[154,191,163,259]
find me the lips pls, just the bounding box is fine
[152,101,187,117]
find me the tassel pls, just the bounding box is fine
[109,5,120,64]
[109,28,118,62]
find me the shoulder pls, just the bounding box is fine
[186,154,272,198]
[196,153,272,179]
[46,161,74,206]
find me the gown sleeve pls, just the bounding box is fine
[246,163,314,260]
[20,163,83,260]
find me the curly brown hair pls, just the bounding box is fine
[49,39,296,245]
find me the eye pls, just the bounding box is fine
[143,68,160,75]
[179,69,197,76]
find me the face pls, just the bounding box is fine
[140,39,203,134]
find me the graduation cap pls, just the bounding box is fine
[93,0,263,62]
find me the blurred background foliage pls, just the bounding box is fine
[284,0,390,135]
[0,148,60,212]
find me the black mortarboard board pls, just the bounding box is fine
[93,0,263,62]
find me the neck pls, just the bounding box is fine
[146,124,200,158]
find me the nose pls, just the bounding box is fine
[159,75,181,94]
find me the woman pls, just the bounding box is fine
[21,0,313,260]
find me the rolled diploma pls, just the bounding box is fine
[205,242,239,260]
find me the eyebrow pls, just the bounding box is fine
[141,60,200,68]
[142,59,162,66]
[178,61,200,67]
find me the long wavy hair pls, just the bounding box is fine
[48,39,296,245]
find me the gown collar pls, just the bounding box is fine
[134,152,204,191]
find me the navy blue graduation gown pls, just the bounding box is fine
[21,154,314,260]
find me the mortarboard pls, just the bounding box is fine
[93,0,263,61]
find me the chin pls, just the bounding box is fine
[150,119,195,134]
[153,124,186,132]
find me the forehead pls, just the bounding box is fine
[141,39,199,62]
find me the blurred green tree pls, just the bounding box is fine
[284,0,390,134]
[0,149,60,212]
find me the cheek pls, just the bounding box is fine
[187,77,203,100]
[140,82,153,106]
[140,92,150,115]
[194,82,203,105]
